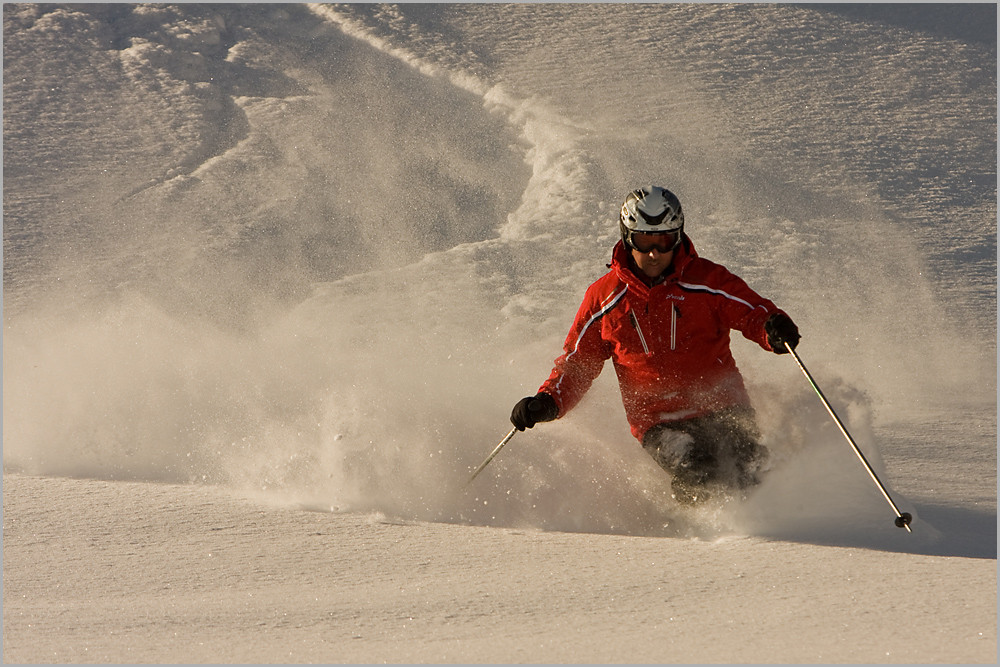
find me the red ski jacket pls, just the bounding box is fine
[538,237,785,441]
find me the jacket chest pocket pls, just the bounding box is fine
[624,304,680,354]
[629,309,652,354]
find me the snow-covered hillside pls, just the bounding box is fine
[3,4,995,663]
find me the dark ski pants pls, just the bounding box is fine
[641,405,769,492]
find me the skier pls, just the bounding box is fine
[510,186,800,503]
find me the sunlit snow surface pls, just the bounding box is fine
[3,3,995,551]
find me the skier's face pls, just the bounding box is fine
[631,245,674,279]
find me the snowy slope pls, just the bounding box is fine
[3,3,996,663]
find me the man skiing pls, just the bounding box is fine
[510,186,800,503]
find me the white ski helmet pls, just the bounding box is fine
[619,186,684,252]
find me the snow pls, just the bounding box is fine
[3,3,996,663]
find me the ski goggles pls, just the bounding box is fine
[629,229,680,254]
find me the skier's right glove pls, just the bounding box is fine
[510,392,559,431]
[765,312,800,354]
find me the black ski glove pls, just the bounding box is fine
[765,312,800,354]
[510,392,559,431]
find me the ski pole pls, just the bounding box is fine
[784,341,913,532]
[466,427,518,487]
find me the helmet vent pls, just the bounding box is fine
[641,209,671,226]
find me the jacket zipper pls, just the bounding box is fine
[670,304,677,351]
[629,310,651,355]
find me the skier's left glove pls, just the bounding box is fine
[510,392,559,431]
[765,312,800,354]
